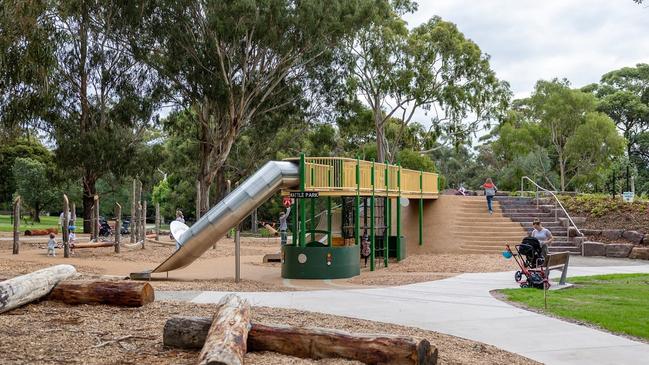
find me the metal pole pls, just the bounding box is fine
[397,164,402,261]
[12,196,20,255]
[385,162,390,268]
[370,160,375,271]
[235,225,241,283]
[299,153,306,247]
[327,169,332,247]
[355,157,360,246]
[419,170,423,246]
[115,203,122,253]
[310,166,315,243]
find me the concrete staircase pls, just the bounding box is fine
[455,197,528,253]
[496,196,581,254]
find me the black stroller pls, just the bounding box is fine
[504,237,549,289]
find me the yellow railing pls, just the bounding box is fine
[299,157,438,197]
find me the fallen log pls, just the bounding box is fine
[197,294,251,365]
[164,316,437,365]
[47,280,154,307]
[24,228,59,236]
[0,264,77,314]
[72,242,115,249]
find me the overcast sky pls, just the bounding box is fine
[403,0,649,99]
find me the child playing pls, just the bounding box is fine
[68,226,76,256]
[47,233,57,256]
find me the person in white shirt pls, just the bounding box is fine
[531,219,554,245]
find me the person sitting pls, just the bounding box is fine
[530,218,553,256]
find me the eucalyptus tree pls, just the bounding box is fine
[344,8,510,163]
[0,0,55,139]
[121,0,392,215]
[47,1,161,232]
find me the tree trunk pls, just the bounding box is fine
[47,280,154,307]
[93,195,100,241]
[141,200,147,249]
[82,174,97,234]
[197,294,251,365]
[33,205,41,223]
[559,154,566,192]
[374,98,386,163]
[131,179,137,243]
[0,265,77,314]
[164,316,437,365]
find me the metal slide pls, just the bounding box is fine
[151,160,299,273]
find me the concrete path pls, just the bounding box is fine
[157,264,649,365]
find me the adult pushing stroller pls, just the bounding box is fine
[503,237,549,289]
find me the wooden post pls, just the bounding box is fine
[197,294,251,365]
[155,203,160,241]
[137,202,143,248]
[63,194,70,258]
[12,196,20,255]
[131,179,137,243]
[93,194,99,241]
[0,265,77,314]
[142,200,147,248]
[115,203,122,253]
[90,203,96,241]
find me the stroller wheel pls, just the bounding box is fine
[514,271,523,282]
[520,282,529,288]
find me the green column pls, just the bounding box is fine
[384,162,390,267]
[299,153,306,247]
[327,169,332,247]
[355,157,360,246]
[292,201,297,245]
[397,163,402,261]
[310,167,315,242]
[419,169,423,246]
[370,160,375,272]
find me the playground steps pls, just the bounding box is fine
[454,197,528,254]
[495,196,582,255]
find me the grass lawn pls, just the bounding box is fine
[0,214,61,232]
[500,273,649,341]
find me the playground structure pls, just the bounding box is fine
[145,155,439,280]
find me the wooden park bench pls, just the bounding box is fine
[532,251,570,285]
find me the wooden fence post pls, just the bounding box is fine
[12,196,21,255]
[131,179,137,243]
[115,203,122,253]
[141,200,147,249]
[155,203,160,241]
[93,195,99,241]
[63,194,70,258]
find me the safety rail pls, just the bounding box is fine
[520,176,583,238]
[295,157,438,198]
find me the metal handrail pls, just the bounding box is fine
[520,176,583,237]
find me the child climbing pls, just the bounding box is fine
[481,178,498,214]
[47,233,57,256]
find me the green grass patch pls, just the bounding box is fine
[500,273,649,340]
[0,214,61,232]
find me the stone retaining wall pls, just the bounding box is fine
[581,229,647,259]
